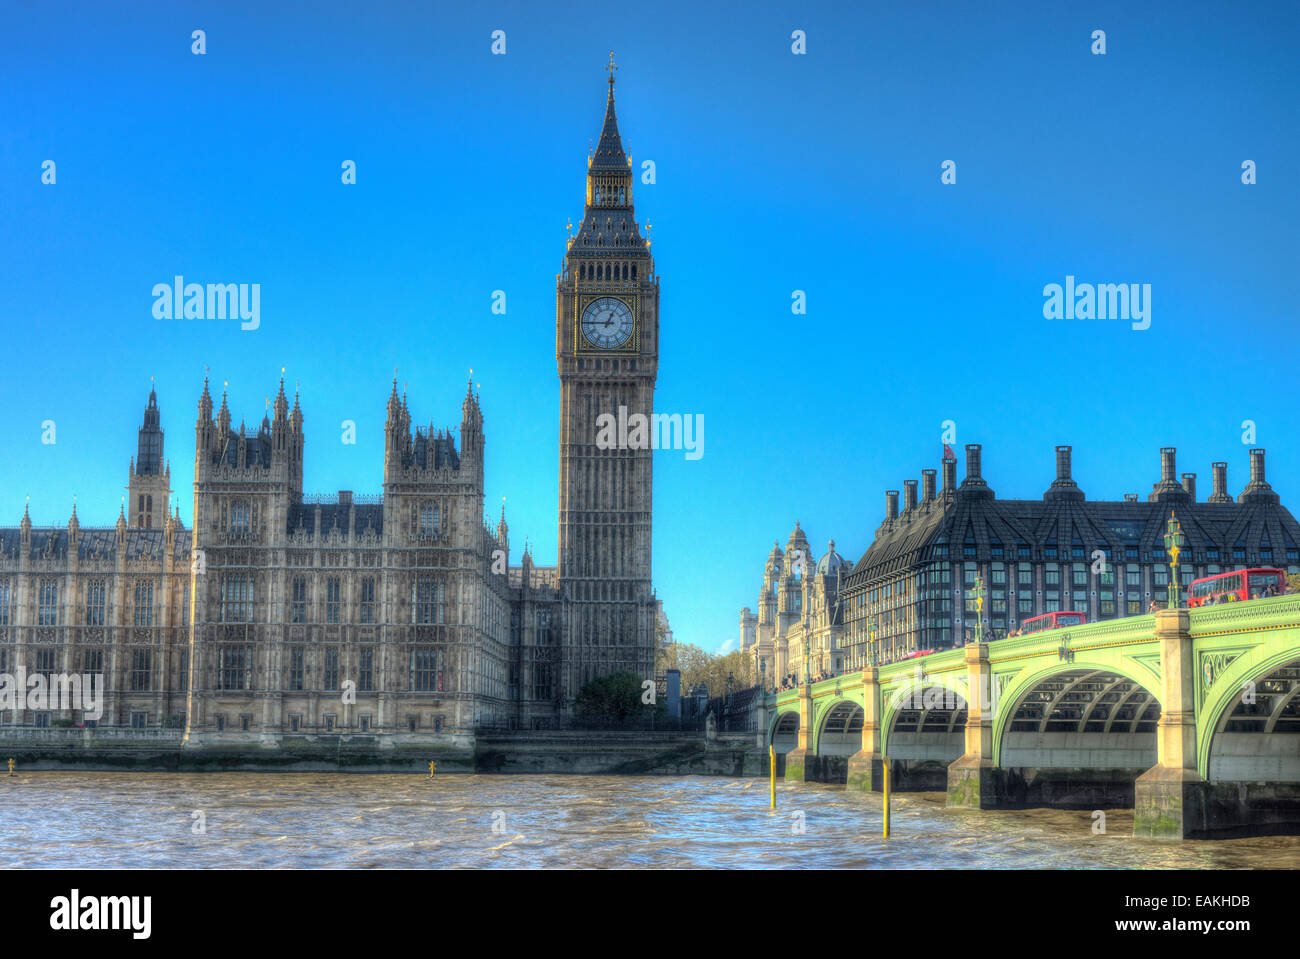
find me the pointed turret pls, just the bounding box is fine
[20,499,32,537]
[196,375,215,460]
[217,384,231,434]
[131,385,172,529]
[460,377,484,468]
[136,384,164,475]
[68,498,80,541]
[272,372,291,454]
[274,372,289,422]
[199,374,213,420]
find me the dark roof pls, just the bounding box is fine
[0,527,189,563]
[589,84,628,172]
[287,504,384,537]
[846,492,1300,589]
[401,432,458,471]
[213,426,273,468]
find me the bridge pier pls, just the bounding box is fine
[1134,608,1209,839]
[947,643,999,808]
[783,684,815,782]
[846,667,885,792]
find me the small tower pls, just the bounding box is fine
[67,498,80,551]
[496,501,509,559]
[460,378,484,472]
[19,499,32,553]
[128,385,171,529]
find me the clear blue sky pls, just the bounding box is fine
[2,1,1298,653]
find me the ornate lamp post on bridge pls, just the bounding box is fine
[867,612,878,667]
[969,573,987,645]
[1165,511,1185,610]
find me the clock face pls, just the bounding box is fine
[581,296,634,349]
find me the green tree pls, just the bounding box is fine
[654,642,754,698]
[574,670,654,721]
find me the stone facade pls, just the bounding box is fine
[743,523,852,688]
[0,72,659,744]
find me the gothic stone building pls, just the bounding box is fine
[840,444,1300,668]
[741,522,853,688]
[0,70,659,743]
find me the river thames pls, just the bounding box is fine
[3,772,1298,869]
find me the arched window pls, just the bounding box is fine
[419,503,439,537]
[134,581,154,627]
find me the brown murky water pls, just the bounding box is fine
[1,772,1297,868]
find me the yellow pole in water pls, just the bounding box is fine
[429,761,437,777]
[769,745,775,809]
[7,758,13,777]
[882,755,890,838]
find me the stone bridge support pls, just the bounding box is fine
[846,668,884,792]
[946,643,996,808]
[783,684,814,781]
[1134,608,1208,838]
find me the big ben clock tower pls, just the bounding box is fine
[555,55,659,703]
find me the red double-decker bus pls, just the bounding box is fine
[1188,568,1286,607]
[1018,611,1087,634]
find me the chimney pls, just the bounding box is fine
[959,443,993,497]
[942,458,956,495]
[1250,448,1266,486]
[1124,494,1139,503]
[1151,446,1187,502]
[1181,473,1196,500]
[903,480,918,512]
[886,490,899,522]
[338,490,352,507]
[921,469,937,502]
[1239,448,1278,503]
[1208,461,1231,503]
[1045,443,1083,500]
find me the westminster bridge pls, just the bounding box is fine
[763,595,1300,838]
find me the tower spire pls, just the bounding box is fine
[590,53,628,173]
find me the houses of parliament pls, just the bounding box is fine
[0,69,660,745]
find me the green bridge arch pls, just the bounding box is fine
[991,656,1162,768]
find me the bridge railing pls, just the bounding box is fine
[1188,593,1300,636]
